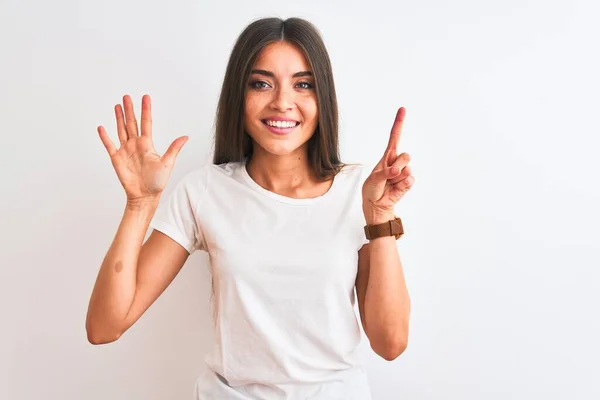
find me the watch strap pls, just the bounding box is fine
[364,217,404,241]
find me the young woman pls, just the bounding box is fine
[87,17,414,400]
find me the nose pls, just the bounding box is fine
[270,86,294,112]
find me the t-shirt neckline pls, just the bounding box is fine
[239,160,341,205]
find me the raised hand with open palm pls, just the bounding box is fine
[97,94,188,203]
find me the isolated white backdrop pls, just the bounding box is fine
[1,0,599,399]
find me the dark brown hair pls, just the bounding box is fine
[212,17,345,181]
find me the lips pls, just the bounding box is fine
[261,119,300,135]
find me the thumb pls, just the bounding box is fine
[162,136,189,166]
[369,165,400,183]
[363,166,400,199]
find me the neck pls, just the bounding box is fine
[245,148,316,193]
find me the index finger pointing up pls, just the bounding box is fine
[386,107,406,154]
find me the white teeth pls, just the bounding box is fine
[266,120,297,128]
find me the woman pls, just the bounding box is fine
[86,17,414,400]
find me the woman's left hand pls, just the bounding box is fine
[362,107,415,224]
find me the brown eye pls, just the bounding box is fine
[249,80,270,89]
[296,81,313,89]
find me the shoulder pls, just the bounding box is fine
[208,160,245,179]
[177,160,242,182]
[325,162,372,201]
[165,163,215,206]
[176,164,211,189]
[174,160,246,197]
[337,162,372,184]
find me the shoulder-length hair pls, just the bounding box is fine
[212,17,345,180]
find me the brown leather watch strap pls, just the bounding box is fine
[364,217,404,241]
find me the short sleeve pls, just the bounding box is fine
[359,164,372,246]
[150,167,209,254]
[361,231,370,246]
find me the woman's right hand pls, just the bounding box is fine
[97,94,188,204]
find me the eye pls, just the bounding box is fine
[296,81,314,89]
[249,80,271,89]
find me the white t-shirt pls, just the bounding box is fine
[150,160,373,400]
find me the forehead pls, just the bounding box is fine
[253,41,311,74]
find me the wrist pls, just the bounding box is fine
[364,208,396,225]
[126,195,160,212]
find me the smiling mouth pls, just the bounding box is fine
[261,119,300,129]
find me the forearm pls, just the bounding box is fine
[364,216,411,357]
[86,198,159,341]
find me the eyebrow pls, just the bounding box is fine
[250,69,313,78]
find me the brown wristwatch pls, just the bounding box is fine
[364,216,404,241]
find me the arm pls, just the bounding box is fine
[357,106,414,361]
[85,198,190,345]
[86,94,190,345]
[356,238,410,361]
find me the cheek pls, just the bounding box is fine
[243,94,262,131]
[244,94,256,117]
[300,97,318,124]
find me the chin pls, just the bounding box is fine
[257,141,306,157]
[247,124,314,157]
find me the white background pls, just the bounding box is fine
[1,0,599,399]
